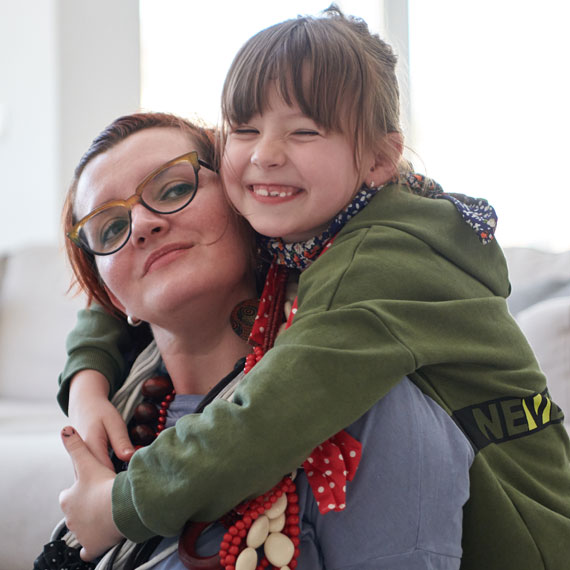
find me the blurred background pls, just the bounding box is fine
[1,0,569,253]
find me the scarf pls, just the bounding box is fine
[260,174,498,270]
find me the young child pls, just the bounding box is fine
[58,7,570,570]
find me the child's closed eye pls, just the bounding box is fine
[292,129,321,137]
[231,127,259,135]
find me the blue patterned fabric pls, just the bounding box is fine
[402,173,498,245]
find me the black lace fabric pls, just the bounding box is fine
[34,539,96,570]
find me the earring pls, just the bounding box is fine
[368,165,376,188]
[230,298,259,341]
[127,315,143,327]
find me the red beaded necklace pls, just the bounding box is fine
[213,265,301,569]
[179,265,300,570]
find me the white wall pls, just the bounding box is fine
[407,0,570,251]
[139,0,389,127]
[0,0,140,253]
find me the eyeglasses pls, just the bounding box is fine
[67,151,214,256]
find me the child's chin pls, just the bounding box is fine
[281,231,316,244]
[248,215,316,242]
[247,219,287,240]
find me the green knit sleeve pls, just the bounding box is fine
[112,302,416,539]
[57,304,151,414]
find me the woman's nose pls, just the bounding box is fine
[250,136,285,169]
[130,203,169,247]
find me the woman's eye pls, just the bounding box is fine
[99,218,129,247]
[158,182,196,203]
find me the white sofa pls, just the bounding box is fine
[0,245,85,570]
[1,243,569,570]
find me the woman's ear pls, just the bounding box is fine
[364,132,404,187]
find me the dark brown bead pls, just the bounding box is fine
[141,376,173,401]
[130,424,156,446]
[133,402,159,424]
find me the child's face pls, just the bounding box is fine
[222,87,365,242]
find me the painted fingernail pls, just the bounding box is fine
[62,426,76,437]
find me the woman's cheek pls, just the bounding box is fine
[95,257,128,310]
[197,193,234,242]
[95,257,111,287]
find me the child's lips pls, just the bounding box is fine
[249,184,301,198]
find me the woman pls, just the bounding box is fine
[48,112,472,570]
[49,113,258,568]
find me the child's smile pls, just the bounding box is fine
[250,183,300,200]
[222,86,370,243]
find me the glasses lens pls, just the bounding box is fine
[141,160,198,214]
[81,206,131,254]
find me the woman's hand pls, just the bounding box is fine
[59,426,125,561]
[68,370,134,468]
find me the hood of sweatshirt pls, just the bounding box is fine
[341,182,510,298]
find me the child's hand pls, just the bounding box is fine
[68,370,134,469]
[59,426,125,561]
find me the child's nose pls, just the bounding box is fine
[250,137,285,169]
[130,203,169,247]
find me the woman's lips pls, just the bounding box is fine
[143,244,193,275]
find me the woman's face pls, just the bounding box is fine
[74,128,253,325]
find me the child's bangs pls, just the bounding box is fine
[222,17,364,135]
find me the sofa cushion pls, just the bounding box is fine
[505,247,570,316]
[517,296,570,427]
[0,245,86,402]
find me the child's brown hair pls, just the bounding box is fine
[220,4,404,178]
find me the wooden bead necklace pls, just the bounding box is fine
[128,375,176,447]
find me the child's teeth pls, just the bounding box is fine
[252,185,295,197]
